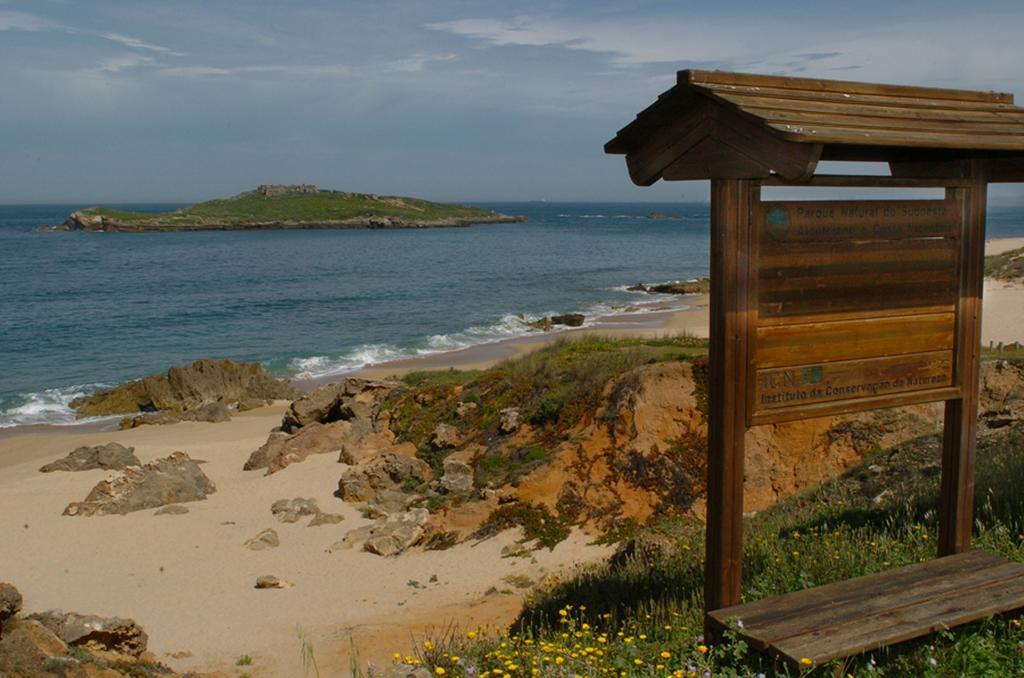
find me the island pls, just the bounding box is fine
[40,184,526,232]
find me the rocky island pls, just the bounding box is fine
[41,184,526,232]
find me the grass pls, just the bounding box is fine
[388,422,1024,676]
[84,189,499,225]
[985,246,1024,282]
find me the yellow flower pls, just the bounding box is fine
[393,652,402,661]
[559,609,568,617]
[555,656,565,665]
[697,644,708,654]
[660,651,671,659]
[467,630,478,639]
[633,658,644,665]
[424,640,435,651]
[435,669,446,676]
[800,657,813,666]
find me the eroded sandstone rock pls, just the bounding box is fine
[63,452,215,516]
[39,443,139,473]
[28,610,148,657]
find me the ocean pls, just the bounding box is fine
[2,201,1022,428]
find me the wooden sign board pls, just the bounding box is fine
[747,198,964,425]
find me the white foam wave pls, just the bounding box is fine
[0,383,114,428]
[285,287,698,382]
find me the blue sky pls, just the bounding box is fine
[3,0,1024,203]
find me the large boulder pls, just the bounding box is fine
[358,508,430,557]
[39,443,139,473]
[338,453,431,503]
[27,610,148,657]
[431,423,459,449]
[281,378,392,433]
[264,421,350,474]
[270,498,320,523]
[244,431,290,471]
[439,458,474,494]
[71,358,294,419]
[63,452,215,516]
[0,582,22,626]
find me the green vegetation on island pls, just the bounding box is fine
[44,184,524,232]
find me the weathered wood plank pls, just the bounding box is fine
[759,281,958,319]
[756,304,956,327]
[749,562,1024,651]
[753,351,954,413]
[682,69,1014,104]
[748,386,961,425]
[773,569,1024,665]
[662,136,771,180]
[717,93,1024,123]
[940,172,987,556]
[709,106,821,180]
[744,107,1024,136]
[707,550,1004,635]
[768,122,1024,150]
[704,179,755,626]
[755,313,955,368]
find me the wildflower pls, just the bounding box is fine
[633,658,644,666]
[697,645,708,654]
[660,651,672,659]
[393,652,402,661]
[424,640,435,651]
[435,669,446,676]
[467,630,478,639]
[800,657,813,666]
[928,657,938,667]
[555,657,565,665]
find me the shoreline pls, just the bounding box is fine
[3,236,1023,437]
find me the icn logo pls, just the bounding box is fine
[765,207,791,239]
[802,366,823,385]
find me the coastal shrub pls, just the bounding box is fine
[394,423,1024,677]
[475,503,572,551]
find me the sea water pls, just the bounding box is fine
[2,201,1022,428]
[0,202,710,426]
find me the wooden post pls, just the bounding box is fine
[705,179,755,630]
[939,161,987,556]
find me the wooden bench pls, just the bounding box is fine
[707,550,1024,667]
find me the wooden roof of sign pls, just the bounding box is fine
[605,70,1024,185]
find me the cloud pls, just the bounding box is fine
[157,53,457,79]
[0,9,183,57]
[97,54,156,73]
[99,32,185,56]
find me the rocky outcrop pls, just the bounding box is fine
[522,313,586,332]
[339,508,430,557]
[338,453,431,504]
[63,452,215,516]
[39,443,139,473]
[119,400,232,429]
[28,611,148,657]
[431,423,459,449]
[0,583,22,627]
[627,280,710,294]
[71,358,293,421]
[245,529,280,550]
[498,408,521,434]
[440,458,474,494]
[979,359,1024,428]
[0,584,175,676]
[246,378,403,473]
[270,498,320,523]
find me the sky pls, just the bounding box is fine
[2,0,1024,204]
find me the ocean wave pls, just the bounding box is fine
[0,383,114,428]
[286,291,694,381]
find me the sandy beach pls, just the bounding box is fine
[0,405,612,676]
[0,237,1021,675]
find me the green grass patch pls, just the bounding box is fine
[985,246,1024,281]
[395,423,1024,676]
